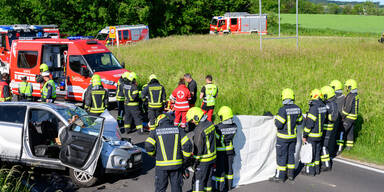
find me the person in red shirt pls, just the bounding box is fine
[170,78,191,128]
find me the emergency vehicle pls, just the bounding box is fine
[0,28,127,102]
[96,25,149,46]
[210,12,267,35]
[38,25,60,38]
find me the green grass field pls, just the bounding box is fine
[281,14,384,34]
[110,35,384,164]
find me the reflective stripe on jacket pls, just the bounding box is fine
[0,80,12,102]
[203,83,218,107]
[193,118,216,165]
[41,80,56,99]
[303,99,327,141]
[171,84,191,111]
[19,81,33,96]
[215,119,237,154]
[275,103,303,140]
[342,92,359,121]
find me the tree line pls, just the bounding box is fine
[0,0,382,37]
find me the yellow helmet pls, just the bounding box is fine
[310,89,322,100]
[155,114,167,127]
[218,106,233,121]
[122,72,130,79]
[330,80,343,91]
[186,107,205,123]
[128,72,137,81]
[281,88,295,101]
[321,86,335,100]
[40,63,49,72]
[91,74,101,86]
[345,79,357,90]
[149,74,157,81]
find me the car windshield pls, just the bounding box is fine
[57,107,103,136]
[211,19,218,26]
[83,52,122,72]
[95,33,108,40]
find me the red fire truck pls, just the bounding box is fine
[0,26,127,102]
[96,25,149,46]
[209,12,267,35]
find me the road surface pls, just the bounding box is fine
[30,109,384,192]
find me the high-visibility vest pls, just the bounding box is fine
[42,80,56,99]
[203,84,218,107]
[19,81,32,96]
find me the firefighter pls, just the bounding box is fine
[341,79,359,151]
[145,114,192,192]
[330,80,346,155]
[200,75,218,122]
[123,72,144,133]
[184,73,197,107]
[215,106,238,191]
[0,73,12,102]
[302,89,326,176]
[170,78,191,128]
[320,86,338,171]
[84,74,109,116]
[270,88,303,183]
[41,71,56,103]
[40,63,49,73]
[186,107,216,192]
[116,72,129,127]
[18,76,33,101]
[141,74,166,131]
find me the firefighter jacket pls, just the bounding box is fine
[275,102,303,141]
[201,83,218,107]
[324,97,339,135]
[335,91,345,115]
[41,79,56,99]
[193,116,216,165]
[215,119,237,155]
[170,84,191,112]
[116,77,125,102]
[0,80,12,102]
[84,84,109,114]
[303,99,327,141]
[145,119,192,170]
[141,80,166,109]
[123,80,140,106]
[18,81,33,97]
[342,91,359,121]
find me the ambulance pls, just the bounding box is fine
[209,12,267,35]
[0,26,127,102]
[96,25,149,46]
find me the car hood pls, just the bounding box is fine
[100,110,134,149]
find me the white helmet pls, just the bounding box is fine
[41,71,50,77]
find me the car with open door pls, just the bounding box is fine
[0,102,142,187]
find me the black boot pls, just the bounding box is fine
[287,169,295,181]
[269,176,284,183]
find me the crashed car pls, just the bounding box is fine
[0,102,142,187]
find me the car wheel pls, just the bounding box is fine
[69,168,98,188]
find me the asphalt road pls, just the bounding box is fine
[30,109,384,192]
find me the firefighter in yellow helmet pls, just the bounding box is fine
[84,74,109,116]
[329,80,345,155]
[186,107,216,192]
[270,88,303,183]
[116,72,130,127]
[302,89,327,176]
[145,114,192,192]
[320,86,339,171]
[341,79,359,151]
[215,106,238,190]
[123,72,144,133]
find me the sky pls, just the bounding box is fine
[334,0,384,5]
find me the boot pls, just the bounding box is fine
[345,146,352,151]
[269,176,284,183]
[287,169,295,181]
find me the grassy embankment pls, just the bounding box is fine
[278,14,384,37]
[110,35,384,164]
[0,165,30,192]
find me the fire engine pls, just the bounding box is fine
[0,25,127,103]
[96,25,149,46]
[39,25,60,38]
[209,12,267,35]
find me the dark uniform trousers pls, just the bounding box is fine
[155,168,183,192]
[343,119,355,148]
[117,100,125,127]
[216,152,234,191]
[305,140,321,176]
[149,108,163,130]
[124,105,143,132]
[193,164,214,192]
[276,139,296,179]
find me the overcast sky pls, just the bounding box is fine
[333,0,384,4]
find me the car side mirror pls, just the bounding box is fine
[80,66,89,77]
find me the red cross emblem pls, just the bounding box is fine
[177,91,184,99]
